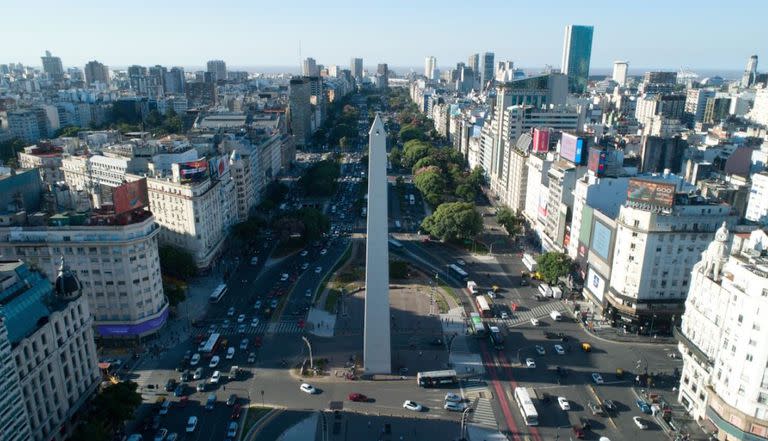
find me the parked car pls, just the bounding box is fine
[209,370,221,384]
[535,345,546,355]
[193,367,204,380]
[636,399,651,414]
[591,373,604,384]
[226,347,235,360]
[444,401,465,412]
[526,358,536,368]
[603,400,617,412]
[227,307,235,317]
[226,394,238,406]
[237,314,246,323]
[190,353,200,366]
[226,421,238,437]
[554,344,566,355]
[558,396,571,410]
[588,401,604,416]
[403,400,423,412]
[209,356,220,368]
[633,416,648,429]
[240,339,249,350]
[530,318,539,326]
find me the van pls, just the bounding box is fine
[550,310,562,321]
[551,286,563,299]
[538,283,552,298]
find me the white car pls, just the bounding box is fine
[444,401,465,412]
[402,400,423,412]
[226,347,235,360]
[633,416,648,429]
[525,358,536,368]
[227,307,235,317]
[251,317,259,327]
[301,262,309,270]
[209,370,221,384]
[209,356,220,368]
[300,250,309,257]
[280,273,289,281]
[558,396,571,410]
[305,289,312,297]
[535,345,546,355]
[456,259,466,266]
[592,372,604,384]
[320,248,327,255]
[444,392,462,403]
[237,324,246,334]
[315,266,322,274]
[500,311,509,319]
[237,314,246,323]
[530,318,539,326]
[185,416,198,433]
[254,300,262,310]
[554,344,566,355]
[190,353,201,366]
[240,339,249,350]
[300,383,317,394]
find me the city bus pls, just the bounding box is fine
[489,326,504,350]
[513,387,539,426]
[449,264,469,281]
[476,295,492,318]
[416,369,458,388]
[470,313,486,337]
[209,284,228,303]
[200,333,221,359]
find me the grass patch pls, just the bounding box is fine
[242,406,272,437]
[437,279,462,307]
[324,289,341,313]
[435,295,449,313]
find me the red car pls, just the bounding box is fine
[253,336,263,348]
[231,403,242,420]
[178,396,189,408]
[348,393,368,402]
[572,425,584,439]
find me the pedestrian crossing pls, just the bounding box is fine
[462,380,497,429]
[213,319,305,337]
[488,303,568,328]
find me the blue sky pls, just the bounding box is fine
[3,0,766,72]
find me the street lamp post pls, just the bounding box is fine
[649,314,657,339]
[301,336,314,371]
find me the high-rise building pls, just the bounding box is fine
[165,66,185,95]
[561,25,594,93]
[640,71,677,94]
[40,50,64,82]
[612,61,628,86]
[745,171,768,225]
[0,318,31,441]
[83,60,109,86]
[148,65,167,98]
[639,135,688,174]
[0,259,100,441]
[703,96,732,124]
[206,59,227,82]
[468,53,480,73]
[128,64,148,94]
[685,88,716,124]
[377,63,389,90]
[8,108,50,143]
[676,227,768,438]
[302,57,318,76]
[288,77,312,147]
[740,54,758,88]
[481,52,495,90]
[350,57,363,79]
[424,56,437,80]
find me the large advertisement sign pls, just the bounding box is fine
[532,128,550,153]
[178,159,209,183]
[208,156,229,180]
[560,132,586,164]
[586,267,606,302]
[113,178,149,215]
[627,178,676,209]
[588,148,608,176]
[590,220,612,261]
[96,308,168,337]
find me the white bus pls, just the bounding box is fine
[449,264,469,280]
[200,333,221,358]
[416,369,458,387]
[209,284,228,303]
[513,387,539,426]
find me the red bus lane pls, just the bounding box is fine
[497,348,543,441]
[479,340,520,441]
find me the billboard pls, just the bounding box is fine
[532,128,550,153]
[586,267,606,302]
[208,156,229,180]
[96,308,168,337]
[113,178,149,215]
[590,220,612,261]
[588,148,608,176]
[178,159,209,183]
[560,132,587,164]
[627,178,676,209]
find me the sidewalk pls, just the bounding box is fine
[564,299,677,345]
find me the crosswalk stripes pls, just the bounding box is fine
[461,380,497,429]
[214,320,304,337]
[488,303,568,328]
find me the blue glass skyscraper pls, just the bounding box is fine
[561,25,594,94]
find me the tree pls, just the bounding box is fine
[264,181,289,206]
[0,138,26,165]
[299,160,340,197]
[55,126,84,137]
[413,167,447,207]
[401,140,432,167]
[536,252,572,284]
[159,245,197,280]
[399,124,426,143]
[455,183,476,202]
[70,421,110,441]
[389,146,402,169]
[164,283,187,307]
[92,381,142,431]
[272,208,329,244]
[233,217,265,241]
[496,207,522,237]
[420,202,483,241]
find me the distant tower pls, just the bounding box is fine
[424,56,437,80]
[41,50,64,82]
[350,58,363,79]
[613,61,629,86]
[481,52,495,90]
[302,57,318,76]
[363,114,391,374]
[561,25,594,93]
[206,60,227,82]
[741,55,759,88]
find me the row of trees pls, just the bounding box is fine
[272,207,330,245]
[420,202,483,242]
[299,160,341,197]
[70,381,142,441]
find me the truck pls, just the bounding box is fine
[538,283,552,298]
[467,281,478,294]
[522,253,538,272]
[551,286,563,299]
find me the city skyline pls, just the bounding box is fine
[3,0,767,70]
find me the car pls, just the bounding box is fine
[209,356,220,368]
[231,403,242,420]
[210,371,221,384]
[444,392,462,403]
[588,401,604,416]
[572,425,585,439]
[301,262,309,270]
[250,256,259,266]
[535,345,546,355]
[222,319,230,329]
[226,347,235,360]
[205,394,216,411]
[180,370,191,382]
[280,273,289,281]
[247,352,256,363]
[530,318,539,326]
[403,400,423,412]
[159,400,171,415]
[305,289,312,297]
[227,307,235,317]
[558,396,571,410]
[237,324,246,334]
[315,266,322,274]
[186,416,198,433]
[348,393,367,402]
[174,384,185,397]
[190,353,200,366]
[178,396,189,407]
[300,383,317,394]
[636,399,652,414]
[554,344,566,355]
[270,299,279,308]
[250,317,259,327]
[193,367,204,380]
[320,248,327,255]
[456,259,466,266]
[254,300,262,310]
[525,358,536,368]
[227,394,238,406]
[227,421,238,437]
[603,400,617,412]
[592,373,604,384]
[165,378,177,392]
[196,382,205,392]
[183,350,192,362]
[237,314,246,323]
[127,435,143,441]
[500,311,509,319]
[240,339,249,350]
[300,250,308,257]
[444,401,466,412]
[633,416,648,429]
[154,428,168,441]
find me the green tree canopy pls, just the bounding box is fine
[299,160,340,197]
[535,252,572,284]
[414,166,447,207]
[399,124,427,143]
[272,207,329,244]
[159,245,197,280]
[496,207,522,237]
[402,140,432,168]
[55,126,83,137]
[420,202,483,241]
[389,146,402,169]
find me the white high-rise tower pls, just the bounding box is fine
[363,113,391,374]
[612,61,628,86]
[424,56,437,80]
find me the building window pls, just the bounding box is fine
[747,354,754,362]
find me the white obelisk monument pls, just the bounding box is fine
[363,113,391,374]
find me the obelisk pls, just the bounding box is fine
[363,113,391,374]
